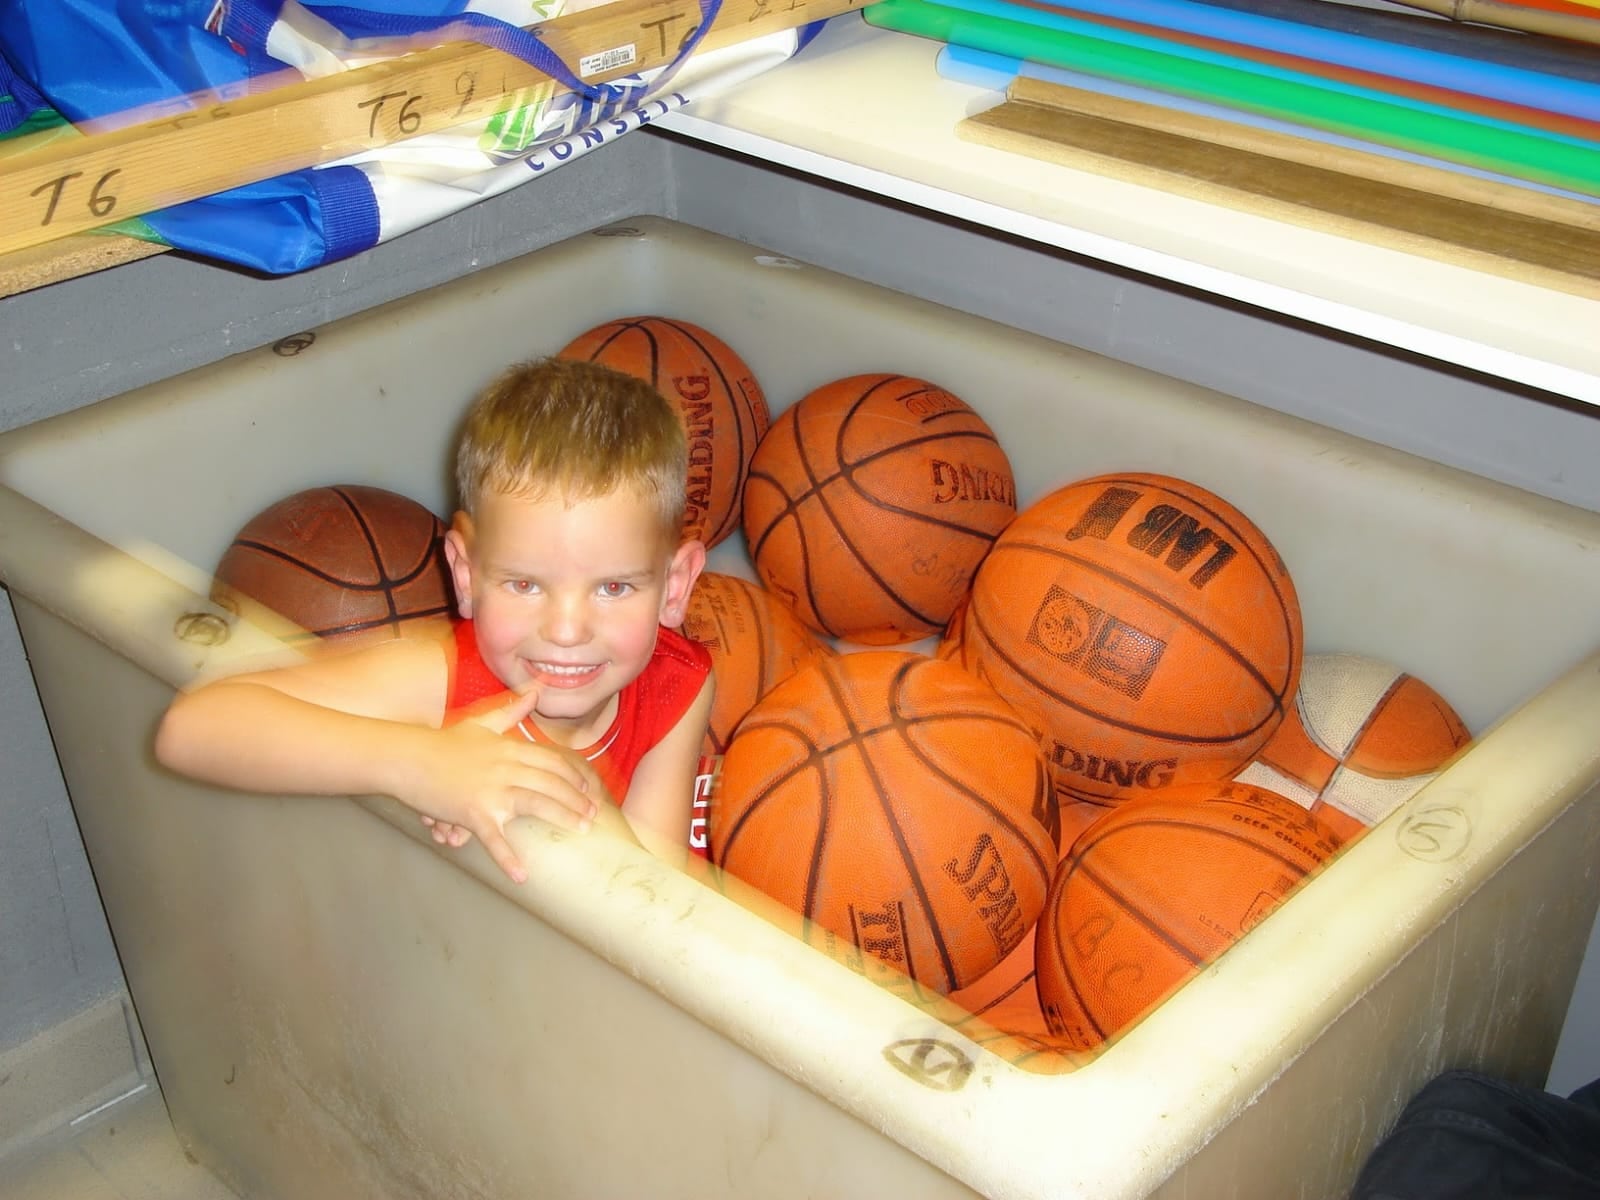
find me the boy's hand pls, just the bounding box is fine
[411,686,601,884]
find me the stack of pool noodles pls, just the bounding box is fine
[864,0,1600,199]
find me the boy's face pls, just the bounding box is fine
[445,485,704,740]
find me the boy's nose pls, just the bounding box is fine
[541,595,591,646]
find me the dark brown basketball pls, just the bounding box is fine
[212,484,453,643]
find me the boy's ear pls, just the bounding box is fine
[660,538,707,628]
[443,512,476,620]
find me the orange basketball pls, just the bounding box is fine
[1035,780,1338,1052]
[558,316,769,548]
[711,651,1060,993]
[945,796,1105,1045]
[212,485,453,643]
[934,592,970,664]
[741,374,1017,645]
[680,571,836,757]
[964,472,1302,805]
[1236,652,1472,845]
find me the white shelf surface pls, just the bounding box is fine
[660,16,1600,404]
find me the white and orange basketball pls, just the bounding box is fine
[1234,652,1472,844]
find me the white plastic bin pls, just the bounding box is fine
[1,218,1598,1200]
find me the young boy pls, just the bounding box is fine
[155,357,713,881]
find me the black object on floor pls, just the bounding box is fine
[1352,1069,1600,1200]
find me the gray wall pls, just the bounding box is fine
[4,125,1599,1118]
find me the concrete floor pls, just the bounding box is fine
[0,1089,238,1200]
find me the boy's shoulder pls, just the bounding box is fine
[652,625,712,680]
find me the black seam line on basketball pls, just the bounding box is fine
[742,703,1040,750]
[1341,673,1407,763]
[967,599,1273,747]
[1063,476,1301,682]
[788,403,847,640]
[888,674,1057,889]
[973,557,1281,744]
[1069,808,1321,877]
[997,539,1286,714]
[588,321,662,383]
[759,429,1001,514]
[332,487,403,624]
[1068,859,1209,967]
[315,605,454,636]
[744,465,847,637]
[1041,887,1109,1044]
[714,726,827,864]
[806,448,944,632]
[654,318,753,546]
[386,528,447,589]
[829,659,960,987]
[1052,825,1218,976]
[228,540,399,591]
[885,663,1056,878]
[837,427,1012,541]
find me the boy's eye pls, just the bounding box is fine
[507,579,537,595]
[599,581,633,598]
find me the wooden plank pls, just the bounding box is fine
[0,0,864,259]
[1008,76,1600,231]
[959,79,1600,298]
[0,234,167,301]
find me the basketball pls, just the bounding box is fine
[934,592,970,664]
[1235,652,1472,844]
[964,472,1302,805]
[680,571,836,757]
[1035,780,1339,1052]
[212,484,453,643]
[711,651,1060,993]
[741,374,1017,645]
[945,796,1104,1045]
[557,316,769,548]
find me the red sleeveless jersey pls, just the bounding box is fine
[443,620,712,851]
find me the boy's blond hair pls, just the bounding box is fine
[456,357,687,538]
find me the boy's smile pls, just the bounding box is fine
[445,485,702,746]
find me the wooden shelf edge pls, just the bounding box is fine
[0,234,170,301]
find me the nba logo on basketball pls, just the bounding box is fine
[1026,585,1166,701]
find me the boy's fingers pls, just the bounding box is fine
[513,746,595,796]
[479,685,541,735]
[513,786,595,831]
[480,828,528,885]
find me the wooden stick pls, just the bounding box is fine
[0,0,864,258]
[960,79,1600,297]
[1006,75,1600,230]
[1381,0,1600,46]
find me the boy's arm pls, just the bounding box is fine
[154,636,599,883]
[620,676,716,868]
